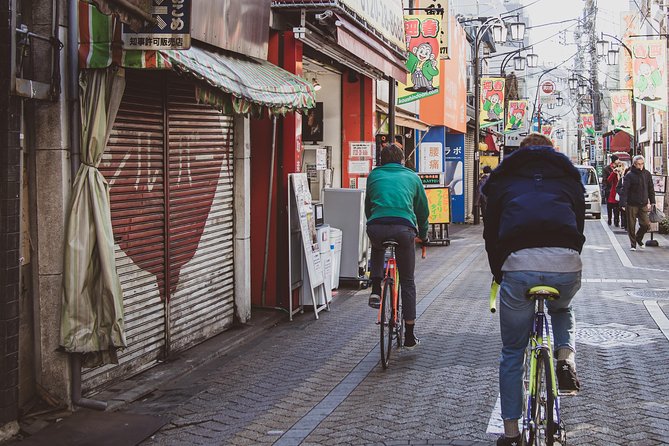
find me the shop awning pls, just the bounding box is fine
[376,100,430,132]
[89,0,154,31]
[79,0,315,115]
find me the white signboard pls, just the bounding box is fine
[316,148,328,170]
[348,160,371,175]
[338,0,405,49]
[420,142,444,173]
[540,95,557,106]
[349,142,373,158]
[290,174,324,287]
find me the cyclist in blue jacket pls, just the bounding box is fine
[482,134,585,446]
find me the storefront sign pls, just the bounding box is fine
[398,14,442,104]
[348,160,371,175]
[479,78,505,129]
[611,91,633,134]
[419,142,444,173]
[425,187,451,224]
[122,0,192,50]
[504,100,528,134]
[349,142,373,158]
[339,0,405,50]
[631,39,667,111]
[418,173,442,185]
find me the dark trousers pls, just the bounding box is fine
[366,224,417,321]
[626,205,651,247]
[607,203,620,225]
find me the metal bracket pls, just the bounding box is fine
[293,9,307,39]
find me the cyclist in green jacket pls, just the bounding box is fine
[365,144,429,348]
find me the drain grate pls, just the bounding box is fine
[627,290,669,300]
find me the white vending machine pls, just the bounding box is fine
[300,224,333,306]
[322,188,369,283]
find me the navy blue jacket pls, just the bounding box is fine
[482,146,586,283]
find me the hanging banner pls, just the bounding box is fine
[504,100,528,133]
[611,91,634,134]
[541,125,552,137]
[580,114,595,137]
[479,78,505,129]
[631,39,667,111]
[398,14,443,104]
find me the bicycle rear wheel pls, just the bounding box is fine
[379,279,393,369]
[396,283,404,349]
[527,348,556,446]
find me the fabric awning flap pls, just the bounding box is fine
[376,100,430,132]
[161,46,316,115]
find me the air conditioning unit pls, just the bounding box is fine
[466,65,474,95]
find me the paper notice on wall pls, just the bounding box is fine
[357,177,367,189]
[348,160,371,175]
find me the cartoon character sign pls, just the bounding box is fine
[398,15,443,104]
[480,78,505,129]
[580,114,595,137]
[611,91,633,134]
[505,100,528,133]
[632,40,667,111]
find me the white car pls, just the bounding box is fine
[575,165,601,219]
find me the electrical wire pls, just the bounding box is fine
[631,0,661,35]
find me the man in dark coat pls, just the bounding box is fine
[482,134,586,446]
[619,155,655,250]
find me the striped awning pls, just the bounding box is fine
[78,0,315,115]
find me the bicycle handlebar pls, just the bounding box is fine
[414,237,427,259]
[489,281,499,313]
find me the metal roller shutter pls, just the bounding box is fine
[89,71,167,392]
[465,128,475,223]
[166,79,235,353]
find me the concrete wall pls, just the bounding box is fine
[27,0,71,405]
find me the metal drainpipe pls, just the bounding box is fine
[261,117,277,308]
[67,0,106,411]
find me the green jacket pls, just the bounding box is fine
[365,163,430,239]
[405,52,439,81]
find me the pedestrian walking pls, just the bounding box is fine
[479,165,492,221]
[619,155,655,250]
[606,161,624,227]
[482,133,585,446]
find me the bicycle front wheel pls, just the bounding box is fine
[379,279,393,369]
[527,348,556,446]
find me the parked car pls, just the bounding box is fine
[576,165,601,219]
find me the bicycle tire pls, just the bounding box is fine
[528,348,556,446]
[396,283,404,349]
[380,279,393,369]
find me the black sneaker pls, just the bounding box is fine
[368,293,381,309]
[404,335,420,349]
[557,360,580,395]
[496,434,521,446]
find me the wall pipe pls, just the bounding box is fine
[261,117,278,307]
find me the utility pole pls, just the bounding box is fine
[574,8,586,163]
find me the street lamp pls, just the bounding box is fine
[568,75,578,91]
[578,83,588,96]
[509,22,526,41]
[556,94,564,107]
[606,49,619,66]
[470,15,527,224]
[526,51,539,68]
[596,38,609,57]
[513,55,526,71]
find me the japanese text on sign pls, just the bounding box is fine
[349,142,373,158]
[419,142,443,173]
[425,187,451,224]
[122,0,192,50]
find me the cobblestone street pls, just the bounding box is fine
[119,221,669,445]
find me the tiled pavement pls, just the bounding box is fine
[116,219,669,445]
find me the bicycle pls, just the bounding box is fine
[490,282,567,446]
[378,239,426,369]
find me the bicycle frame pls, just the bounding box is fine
[377,247,400,326]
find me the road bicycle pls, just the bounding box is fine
[490,283,567,445]
[377,239,426,369]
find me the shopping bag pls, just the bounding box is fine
[649,205,665,223]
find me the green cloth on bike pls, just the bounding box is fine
[365,163,430,240]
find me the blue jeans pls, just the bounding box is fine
[498,270,581,420]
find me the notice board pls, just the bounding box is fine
[289,174,324,287]
[425,187,451,224]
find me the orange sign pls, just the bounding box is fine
[425,187,451,224]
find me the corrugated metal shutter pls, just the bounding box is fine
[89,71,167,391]
[166,78,235,353]
[465,128,475,223]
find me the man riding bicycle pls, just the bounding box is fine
[365,144,429,349]
[482,134,585,446]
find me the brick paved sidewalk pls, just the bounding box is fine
[114,221,669,446]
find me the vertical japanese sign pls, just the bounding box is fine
[611,91,634,134]
[419,142,444,173]
[122,0,192,50]
[398,15,442,104]
[580,114,595,137]
[631,39,667,111]
[505,100,528,133]
[480,78,505,129]
[425,188,451,224]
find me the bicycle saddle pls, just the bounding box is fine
[526,285,560,301]
[382,240,399,247]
